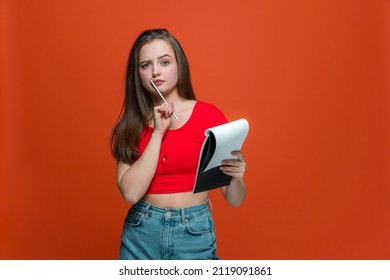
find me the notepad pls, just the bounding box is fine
[193,119,249,193]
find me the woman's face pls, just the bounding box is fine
[139,39,179,99]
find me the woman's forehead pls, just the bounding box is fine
[139,40,174,60]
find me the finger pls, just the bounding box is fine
[221,157,246,167]
[221,168,245,179]
[231,150,245,162]
[220,164,245,173]
[156,104,172,117]
[169,102,175,112]
[163,103,175,116]
[221,160,242,167]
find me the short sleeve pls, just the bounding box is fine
[197,101,228,130]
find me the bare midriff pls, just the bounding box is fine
[142,191,209,208]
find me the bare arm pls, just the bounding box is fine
[220,151,247,207]
[116,103,175,203]
[117,131,163,203]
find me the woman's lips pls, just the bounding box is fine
[152,80,164,86]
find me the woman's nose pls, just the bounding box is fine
[152,64,161,77]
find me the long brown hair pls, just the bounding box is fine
[110,29,196,164]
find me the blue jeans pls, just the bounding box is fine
[119,199,219,260]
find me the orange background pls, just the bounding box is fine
[1,0,389,259]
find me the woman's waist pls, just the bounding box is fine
[142,191,209,209]
[134,196,212,220]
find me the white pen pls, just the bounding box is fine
[149,80,180,122]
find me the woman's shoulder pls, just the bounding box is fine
[195,100,224,115]
[194,100,228,126]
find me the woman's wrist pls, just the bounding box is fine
[229,177,241,186]
[151,129,165,139]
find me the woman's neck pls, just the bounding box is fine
[151,90,183,106]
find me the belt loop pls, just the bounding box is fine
[180,208,187,224]
[144,203,151,219]
[208,199,213,213]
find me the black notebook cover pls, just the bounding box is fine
[193,119,249,193]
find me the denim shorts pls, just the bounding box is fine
[119,199,219,260]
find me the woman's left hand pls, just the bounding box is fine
[220,150,246,184]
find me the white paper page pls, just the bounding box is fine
[204,119,249,172]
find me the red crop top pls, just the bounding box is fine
[137,101,228,194]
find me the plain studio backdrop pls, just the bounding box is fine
[1,0,389,259]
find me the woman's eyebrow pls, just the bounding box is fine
[158,54,172,60]
[140,54,172,64]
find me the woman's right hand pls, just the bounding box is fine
[153,102,175,136]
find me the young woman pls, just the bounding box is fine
[111,29,246,260]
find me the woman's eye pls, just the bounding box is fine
[161,61,170,66]
[141,63,151,69]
